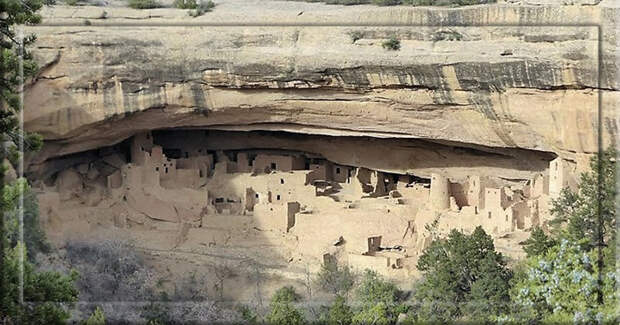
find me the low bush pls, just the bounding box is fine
[328,295,354,325]
[65,239,155,302]
[373,0,401,5]
[127,0,160,9]
[382,37,401,50]
[3,180,50,261]
[348,30,365,43]
[174,0,197,9]
[64,239,240,323]
[431,30,463,41]
[188,0,215,17]
[237,305,260,324]
[318,0,371,4]
[403,0,433,4]
[84,307,106,325]
[315,259,356,296]
[351,270,408,324]
[266,287,305,325]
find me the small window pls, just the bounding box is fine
[280,178,284,184]
[505,215,508,221]
[276,194,281,200]
[336,167,340,174]
[255,193,259,198]
[185,152,189,158]
[271,163,276,170]
[141,146,144,151]
[155,167,159,171]
[165,167,168,173]
[488,212,492,219]
[215,198,224,203]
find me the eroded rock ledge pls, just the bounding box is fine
[24,1,618,177]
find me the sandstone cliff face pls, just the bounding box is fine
[24,0,618,175]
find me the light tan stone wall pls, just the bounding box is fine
[430,173,450,210]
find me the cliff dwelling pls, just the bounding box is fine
[33,128,570,283]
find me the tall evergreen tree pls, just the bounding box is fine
[351,270,406,325]
[2,243,79,324]
[550,147,616,248]
[507,146,618,322]
[1,0,50,321]
[521,226,557,258]
[510,239,617,323]
[549,146,616,305]
[414,226,512,322]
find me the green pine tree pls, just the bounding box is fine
[550,147,616,248]
[83,306,106,325]
[510,240,617,323]
[2,243,79,324]
[414,226,512,322]
[521,227,556,258]
[315,259,356,296]
[351,270,406,325]
[1,0,46,321]
[266,286,305,325]
[328,295,353,325]
[506,146,618,323]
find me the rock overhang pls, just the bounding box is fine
[22,1,617,176]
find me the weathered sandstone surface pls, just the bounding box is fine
[24,0,618,177]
